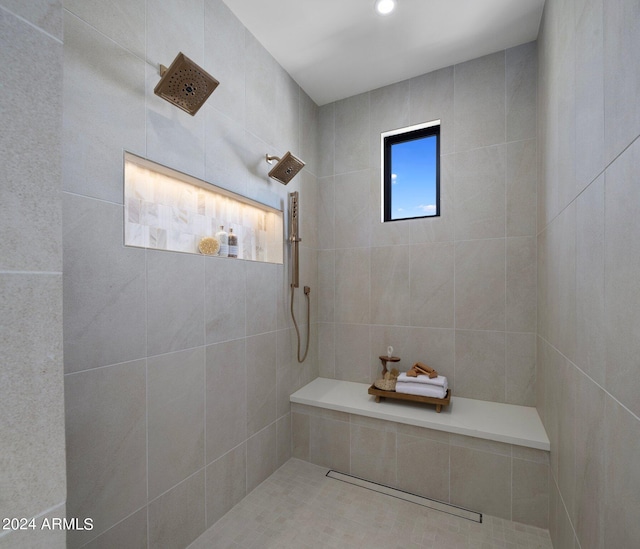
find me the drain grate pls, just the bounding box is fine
[326,470,482,523]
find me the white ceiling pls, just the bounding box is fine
[223,0,545,106]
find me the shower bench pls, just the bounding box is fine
[290,377,549,450]
[290,378,550,528]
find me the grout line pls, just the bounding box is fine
[0,4,63,44]
[537,333,640,424]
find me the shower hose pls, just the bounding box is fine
[290,284,310,363]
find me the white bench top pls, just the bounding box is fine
[290,378,550,451]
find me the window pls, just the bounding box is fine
[381,120,440,222]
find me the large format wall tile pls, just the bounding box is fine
[246,333,277,436]
[604,397,640,549]
[506,42,537,142]
[147,0,204,69]
[574,372,605,549]
[334,324,371,383]
[546,202,576,362]
[350,417,397,487]
[455,330,506,402]
[293,409,350,472]
[300,91,319,177]
[368,80,410,168]
[245,261,277,336]
[506,332,536,406]
[204,0,246,125]
[276,413,292,467]
[63,13,146,203]
[63,195,146,372]
[450,445,511,520]
[506,139,537,238]
[317,176,336,249]
[506,236,537,333]
[334,248,370,324]
[397,433,449,502]
[148,470,206,549]
[370,245,410,326]
[409,67,455,155]
[82,507,147,549]
[206,339,246,463]
[245,32,278,149]
[455,239,506,331]
[204,257,246,345]
[604,139,640,417]
[409,242,454,328]
[65,360,147,548]
[454,51,506,152]
[574,0,604,193]
[147,347,205,500]
[334,92,370,174]
[246,423,277,493]
[575,175,605,387]
[454,145,506,241]
[603,0,640,164]
[317,104,335,178]
[512,458,549,528]
[65,0,145,59]
[335,170,372,249]
[204,107,252,197]
[206,444,246,528]
[147,250,205,356]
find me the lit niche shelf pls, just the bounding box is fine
[124,152,283,264]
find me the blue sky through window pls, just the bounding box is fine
[390,135,437,220]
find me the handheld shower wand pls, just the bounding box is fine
[288,192,310,363]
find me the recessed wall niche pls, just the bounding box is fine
[124,152,283,264]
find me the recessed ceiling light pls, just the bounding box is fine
[375,0,396,16]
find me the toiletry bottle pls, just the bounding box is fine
[216,225,228,257]
[228,227,238,258]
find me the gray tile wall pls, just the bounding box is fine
[537,0,640,547]
[317,43,538,406]
[61,0,319,546]
[0,1,66,548]
[292,403,549,529]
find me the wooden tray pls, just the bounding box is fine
[368,385,451,413]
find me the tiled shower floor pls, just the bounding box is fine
[189,459,552,549]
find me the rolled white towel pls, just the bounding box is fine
[395,382,447,400]
[397,372,448,389]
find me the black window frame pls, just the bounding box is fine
[382,121,441,223]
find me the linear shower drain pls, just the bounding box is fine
[326,470,482,523]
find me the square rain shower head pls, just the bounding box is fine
[154,52,219,116]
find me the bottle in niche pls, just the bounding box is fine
[216,225,228,257]
[228,227,238,258]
